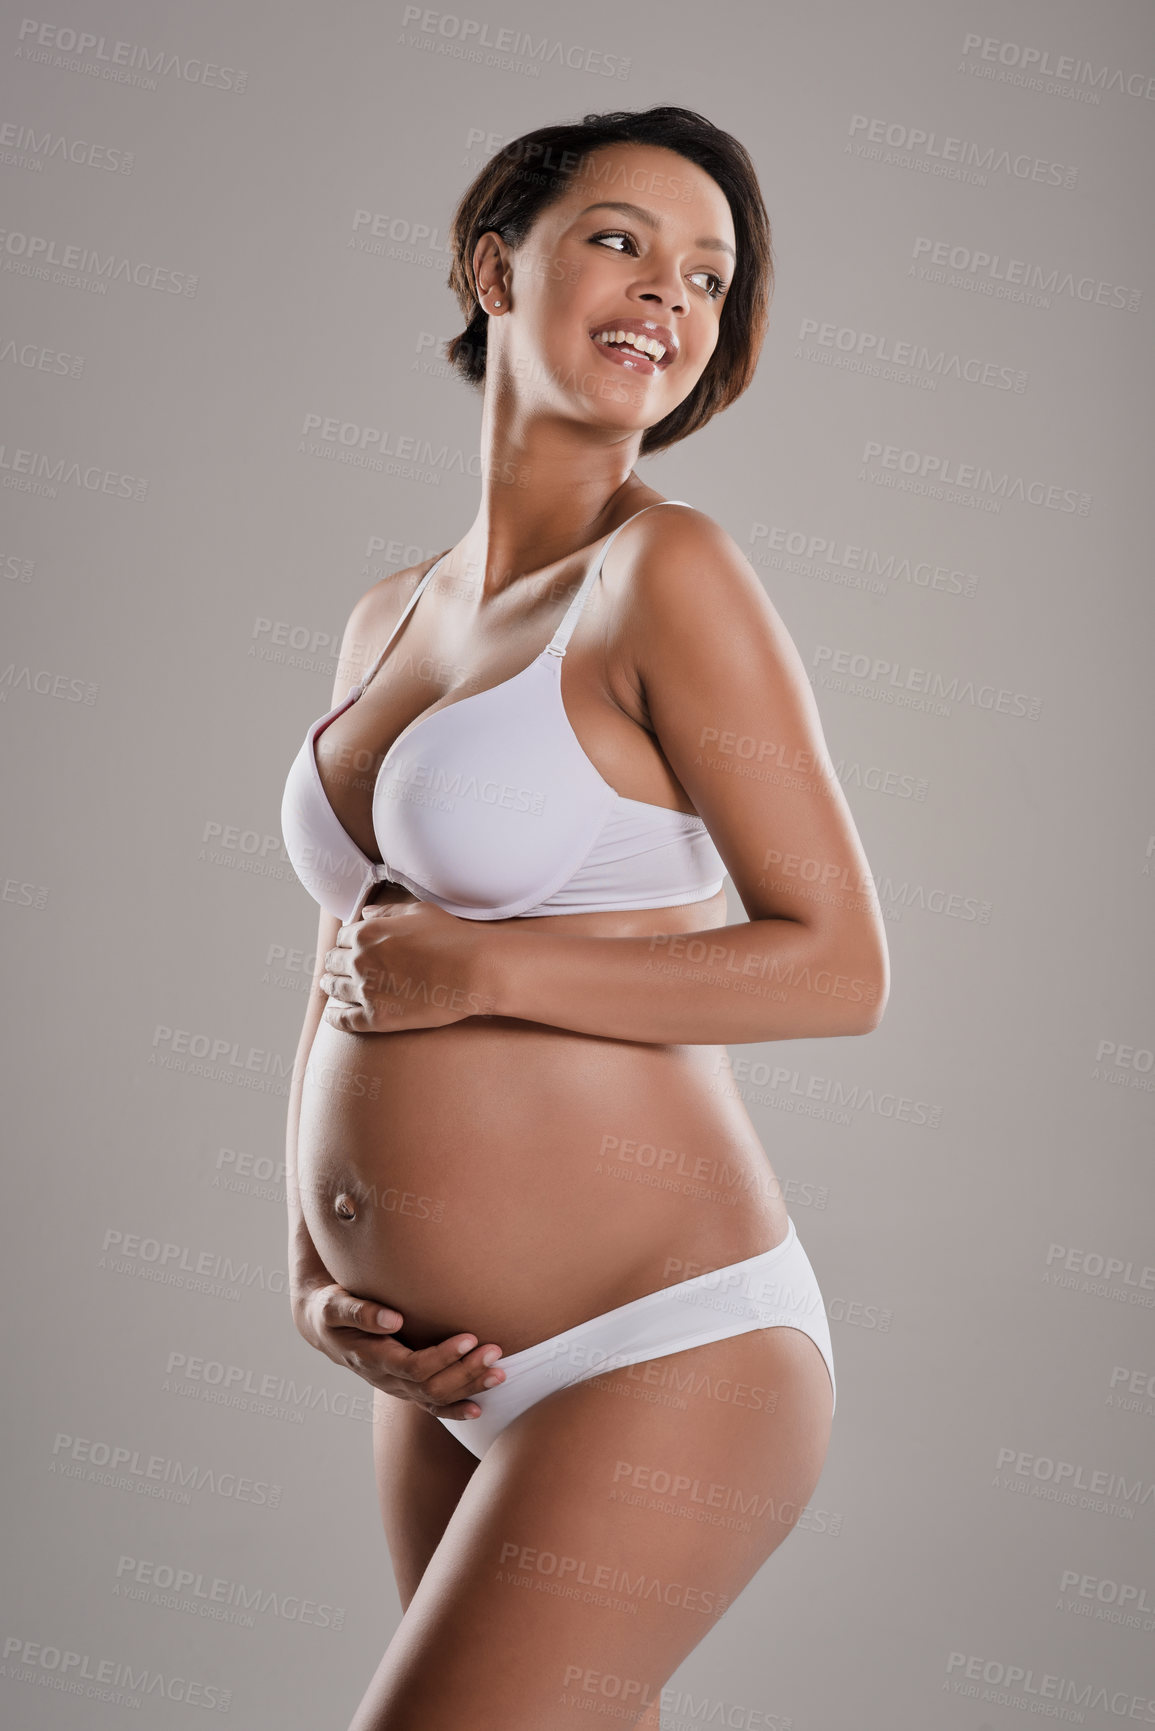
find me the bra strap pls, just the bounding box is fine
[545,500,692,658]
[354,554,448,697]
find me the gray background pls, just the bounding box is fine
[2,0,1153,1726]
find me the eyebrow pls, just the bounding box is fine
[576,200,736,264]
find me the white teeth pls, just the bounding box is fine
[595,328,667,363]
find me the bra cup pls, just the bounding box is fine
[280,501,729,924]
[281,713,370,922]
[374,658,617,916]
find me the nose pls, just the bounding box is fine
[636,284,687,316]
[630,256,687,317]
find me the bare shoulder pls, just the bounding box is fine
[611,502,786,674]
[328,553,443,707]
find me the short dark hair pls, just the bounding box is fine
[443,106,773,458]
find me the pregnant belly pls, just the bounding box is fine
[296,1013,787,1357]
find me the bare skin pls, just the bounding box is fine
[285,139,888,1728]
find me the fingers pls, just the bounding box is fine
[320,942,355,1006]
[323,1002,371,1033]
[320,1291,403,1334]
[370,1334,505,1409]
[432,1395,491,1420]
[320,974,358,1005]
[404,1336,506,1403]
[312,1292,506,1414]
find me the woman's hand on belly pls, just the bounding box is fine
[291,1277,506,1418]
[321,900,494,1034]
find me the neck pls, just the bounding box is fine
[447,392,655,600]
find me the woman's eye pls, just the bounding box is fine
[590,230,636,254]
[590,232,728,301]
[690,270,728,301]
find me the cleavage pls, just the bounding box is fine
[312,594,695,859]
[314,630,539,863]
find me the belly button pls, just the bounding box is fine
[334,1192,358,1221]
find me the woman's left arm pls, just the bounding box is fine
[476,511,890,1046]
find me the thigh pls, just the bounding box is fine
[351,1325,833,1730]
[372,1391,480,1608]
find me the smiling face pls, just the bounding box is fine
[474,142,738,441]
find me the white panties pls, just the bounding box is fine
[437,1215,836,1461]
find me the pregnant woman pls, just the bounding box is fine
[281,106,888,1730]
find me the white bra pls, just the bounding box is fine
[280,501,727,923]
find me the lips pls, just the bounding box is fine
[589,317,678,373]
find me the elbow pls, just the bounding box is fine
[851,981,888,1034]
[831,926,890,1035]
[852,946,890,1033]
